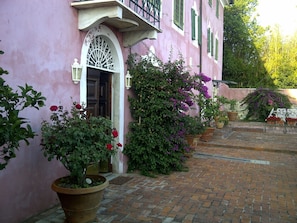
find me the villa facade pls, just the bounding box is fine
[0,0,232,222]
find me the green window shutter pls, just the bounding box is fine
[207,28,211,53]
[208,0,212,7]
[215,38,219,60]
[216,0,219,18]
[211,32,214,56]
[191,9,196,40]
[198,15,202,45]
[174,0,184,29]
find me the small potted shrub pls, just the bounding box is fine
[183,115,205,146]
[266,115,283,125]
[215,111,229,129]
[285,117,297,126]
[227,99,238,121]
[41,102,122,223]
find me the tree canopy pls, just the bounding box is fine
[223,0,297,88]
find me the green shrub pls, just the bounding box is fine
[0,50,46,170]
[241,88,292,121]
[183,115,205,135]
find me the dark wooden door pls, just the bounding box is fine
[87,67,111,118]
[87,67,112,173]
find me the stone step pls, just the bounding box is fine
[217,121,297,135]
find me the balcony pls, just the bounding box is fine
[71,0,161,47]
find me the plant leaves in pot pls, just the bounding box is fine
[41,102,122,223]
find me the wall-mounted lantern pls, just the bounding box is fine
[71,58,82,84]
[125,70,132,89]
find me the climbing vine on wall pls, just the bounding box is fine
[123,53,206,176]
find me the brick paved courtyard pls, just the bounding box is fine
[24,123,297,223]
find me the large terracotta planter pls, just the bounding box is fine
[51,175,109,223]
[200,127,215,142]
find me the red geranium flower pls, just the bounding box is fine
[50,105,58,111]
[112,129,118,138]
[117,143,122,147]
[75,104,82,109]
[106,144,113,150]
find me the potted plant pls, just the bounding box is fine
[41,102,122,223]
[227,99,238,121]
[286,117,297,126]
[215,111,229,129]
[183,115,205,146]
[266,115,283,125]
[196,96,220,142]
[0,50,46,170]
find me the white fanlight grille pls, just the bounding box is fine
[87,36,115,71]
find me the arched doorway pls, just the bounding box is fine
[79,25,125,173]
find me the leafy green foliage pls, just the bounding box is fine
[223,0,274,87]
[241,88,292,121]
[182,115,205,135]
[0,50,46,170]
[262,26,297,88]
[123,54,208,176]
[41,103,121,187]
[196,96,220,126]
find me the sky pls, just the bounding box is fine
[256,0,297,36]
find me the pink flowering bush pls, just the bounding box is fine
[241,88,292,121]
[41,102,121,187]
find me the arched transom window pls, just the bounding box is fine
[87,36,115,72]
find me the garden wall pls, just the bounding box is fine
[218,84,297,120]
[219,84,297,106]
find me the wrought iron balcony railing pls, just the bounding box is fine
[76,0,160,29]
[128,0,160,29]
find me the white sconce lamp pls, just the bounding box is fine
[125,70,132,89]
[71,58,82,84]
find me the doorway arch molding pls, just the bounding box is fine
[80,25,125,173]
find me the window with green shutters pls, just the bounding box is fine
[208,0,212,7]
[215,38,219,60]
[174,0,184,29]
[207,28,215,57]
[197,15,202,45]
[216,0,219,18]
[207,28,211,53]
[191,8,196,40]
[211,32,214,56]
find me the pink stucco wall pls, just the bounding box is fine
[0,0,84,222]
[0,0,226,222]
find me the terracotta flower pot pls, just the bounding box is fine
[51,175,109,223]
[200,127,215,142]
[287,120,297,126]
[227,111,238,121]
[216,121,224,129]
[185,134,195,146]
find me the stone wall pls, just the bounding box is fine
[218,84,297,120]
[219,84,297,106]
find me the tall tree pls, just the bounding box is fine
[223,0,274,87]
[263,26,297,88]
